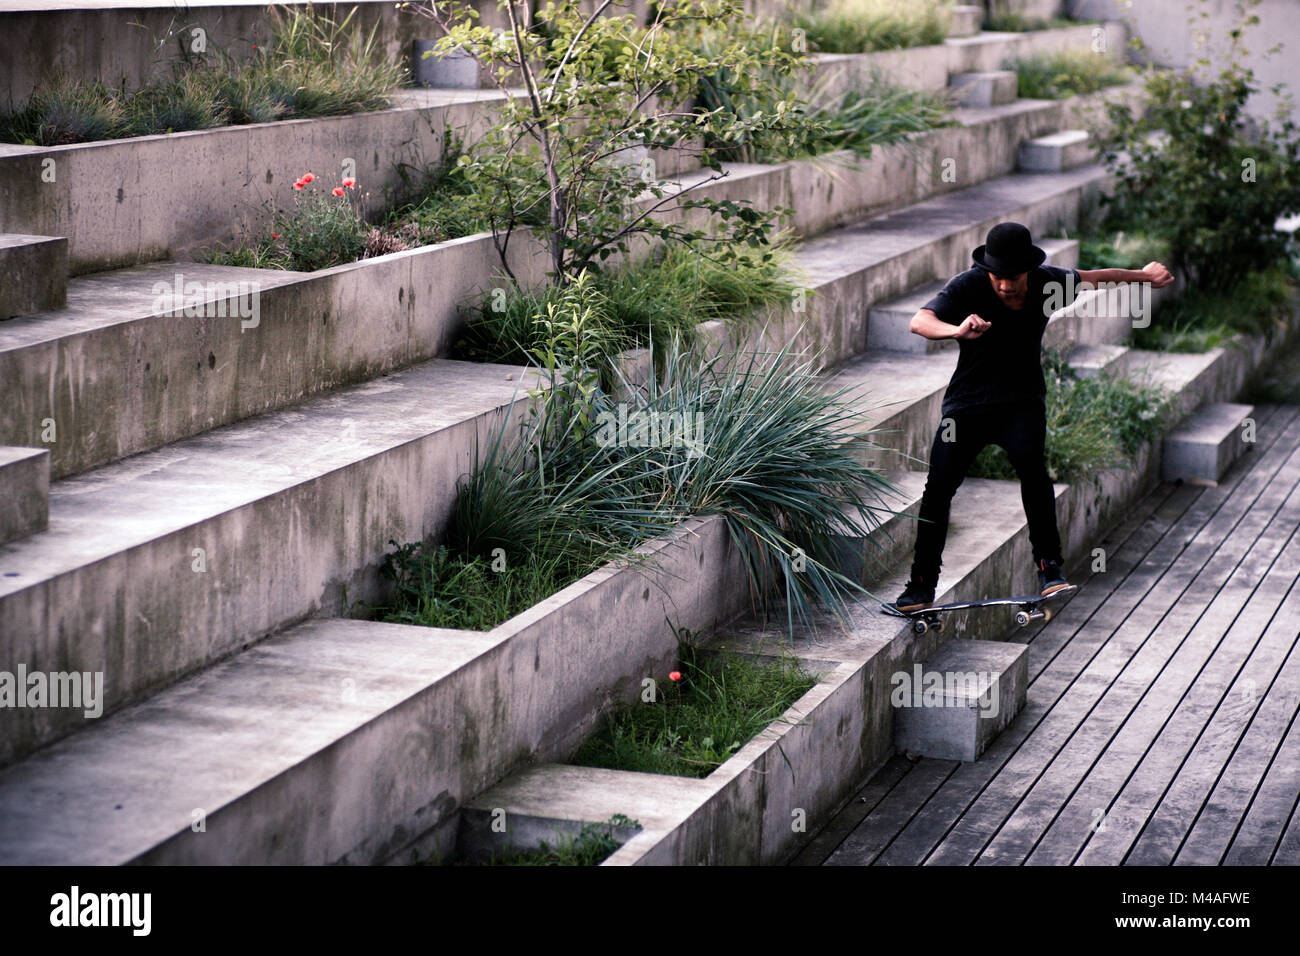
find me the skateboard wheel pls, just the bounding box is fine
[912,619,928,635]
[1015,610,1030,627]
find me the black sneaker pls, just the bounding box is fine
[893,575,936,612]
[1037,558,1069,596]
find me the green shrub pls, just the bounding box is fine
[1008,49,1131,100]
[1132,265,1296,351]
[1077,230,1171,271]
[454,236,801,368]
[792,0,951,54]
[1100,0,1300,293]
[572,638,818,777]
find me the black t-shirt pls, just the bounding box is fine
[922,265,1080,416]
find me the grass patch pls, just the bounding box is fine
[431,815,639,866]
[968,348,1176,482]
[1007,49,1131,100]
[1077,229,1171,271]
[1132,266,1297,353]
[791,0,951,54]
[0,6,406,145]
[571,637,819,777]
[985,12,1089,32]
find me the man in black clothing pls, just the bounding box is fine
[891,221,1173,612]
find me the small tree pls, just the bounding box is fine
[402,0,812,287]
[1100,0,1300,293]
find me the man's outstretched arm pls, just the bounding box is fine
[1077,261,1175,288]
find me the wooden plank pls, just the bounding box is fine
[922,407,1300,864]
[1223,690,1300,864]
[823,757,959,866]
[982,418,1300,864]
[1053,502,1300,865]
[788,755,912,866]
[1169,589,1300,864]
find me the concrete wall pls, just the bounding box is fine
[1069,0,1299,120]
[0,0,655,111]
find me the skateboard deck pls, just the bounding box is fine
[881,584,1078,634]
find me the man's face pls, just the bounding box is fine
[988,270,1028,309]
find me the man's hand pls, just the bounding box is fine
[953,313,991,340]
[1141,261,1174,288]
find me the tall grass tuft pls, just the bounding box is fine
[792,0,952,54]
[1008,49,1132,100]
[0,5,406,145]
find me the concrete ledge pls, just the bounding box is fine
[0,234,66,318]
[1019,129,1093,172]
[1066,342,1134,378]
[0,510,751,864]
[1162,401,1256,486]
[0,358,548,766]
[950,70,1019,107]
[948,5,985,38]
[802,22,1126,98]
[0,446,48,545]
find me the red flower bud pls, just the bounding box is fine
[332,187,345,196]
[669,671,682,682]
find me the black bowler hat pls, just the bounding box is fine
[972,222,1046,276]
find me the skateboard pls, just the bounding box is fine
[881,584,1078,635]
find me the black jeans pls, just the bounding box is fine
[910,398,1063,584]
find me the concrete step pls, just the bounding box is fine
[0,446,48,545]
[0,505,751,865]
[0,102,1119,483]
[457,764,709,864]
[948,5,986,38]
[893,638,1030,762]
[1019,129,1094,172]
[0,234,66,318]
[864,236,1079,354]
[950,70,1020,107]
[0,357,546,766]
[1162,401,1257,487]
[1066,342,1137,378]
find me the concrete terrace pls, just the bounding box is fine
[795,402,1300,867]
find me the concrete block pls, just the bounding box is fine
[413,41,481,88]
[950,70,1020,107]
[1066,343,1134,379]
[948,5,985,38]
[1019,129,1093,172]
[0,234,66,318]
[1039,236,1080,269]
[866,279,952,354]
[1162,402,1256,486]
[0,446,48,544]
[892,639,1029,762]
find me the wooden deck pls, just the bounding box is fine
[795,402,1300,867]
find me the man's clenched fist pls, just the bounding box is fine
[954,314,992,339]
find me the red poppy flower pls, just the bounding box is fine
[332,187,345,196]
[271,232,280,240]
[293,181,304,190]
[669,671,682,682]
[301,173,314,184]
[342,178,356,188]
